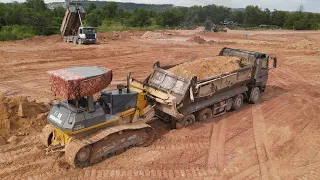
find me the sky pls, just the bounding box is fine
[1,0,320,13]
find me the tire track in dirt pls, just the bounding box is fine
[0,136,42,166]
[228,164,260,180]
[0,135,58,179]
[205,115,227,180]
[252,104,280,180]
[148,142,210,151]
[3,139,211,179]
[29,167,236,180]
[0,158,54,179]
[0,146,41,164]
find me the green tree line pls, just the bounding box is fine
[1,1,320,41]
[0,0,64,41]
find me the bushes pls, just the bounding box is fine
[0,1,64,41]
[2,0,320,41]
[283,12,320,30]
[0,25,35,41]
[125,8,152,27]
[204,20,214,31]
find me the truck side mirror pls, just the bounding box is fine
[273,56,277,68]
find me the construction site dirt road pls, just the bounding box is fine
[1,29,320,179]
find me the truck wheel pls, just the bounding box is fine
[226,98,233,111]
[249,87,261,104]
[171,118,177,129]
[77,39,82,45]
[196,108,213,122]
[232,94,244,111]
[176,114,195,129]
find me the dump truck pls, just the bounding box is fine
[130,47,277,128]
[61,4,97,44]
[40,66,155,168]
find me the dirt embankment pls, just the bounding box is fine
[0,93,50,143]
[98,31,144,42]
[168,56,240,80]
[284,39,319,50]
[187,36,216,45]
[141,31,169,39]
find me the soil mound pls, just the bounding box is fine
[187,36,207,44]
[141,31,168,39]
[285,39,318,50]
[168,56,241,80]
[98,31,143,42]
[0,93,50,139]
[15,34,62,44]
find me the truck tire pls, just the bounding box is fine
[226,98,233,111]
[176,114,195,129]
[196,108,213,122]
[249,87,261,104]
[232,94,244,111]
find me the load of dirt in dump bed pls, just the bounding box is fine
[168,56,241,80]
[0,93,50,140]
[141,31,169,39]
[285,39,318,50]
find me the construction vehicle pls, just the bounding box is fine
[61,3,97,44]
[130,47,277,129]
[40,48,277,168]
[40,66,155,168]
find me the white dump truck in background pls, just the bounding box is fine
[60,3,97,44]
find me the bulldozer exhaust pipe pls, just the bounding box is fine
[127,72,131,93]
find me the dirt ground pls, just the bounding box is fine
[1,29,320,180]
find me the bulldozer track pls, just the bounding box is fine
[65,123,155,168]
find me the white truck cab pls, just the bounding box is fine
[78,27,97,44]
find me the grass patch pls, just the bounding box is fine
[97,22,166,32]
[0,25,36,41]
